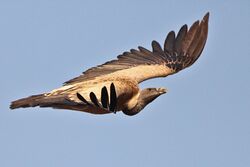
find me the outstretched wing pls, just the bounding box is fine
[65,13,209,85]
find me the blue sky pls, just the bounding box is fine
[0,0,250,167]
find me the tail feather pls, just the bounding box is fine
[10,93,67,109]
[10,94,46,109]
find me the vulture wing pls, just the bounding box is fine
[64,13,209,85]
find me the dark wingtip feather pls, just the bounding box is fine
[174,24,188,52]
[152,40,163,53]
[77,93,90,105]
[90,92,100,107]
[109,83,117,113]
[163,13,209,72]
[101,86,109,109]
[164,31,176,53]
[203,12,210,22]
[190,13,209,65]
[185,12,209,67]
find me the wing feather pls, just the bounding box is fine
[64,13,209,85]
[164,31,175,53]
[174,24,187,53]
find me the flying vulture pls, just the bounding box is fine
[10,13,209,116]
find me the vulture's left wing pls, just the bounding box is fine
[64,13,209,85]
[76,83,118,113]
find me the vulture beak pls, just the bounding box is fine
[157,88,167,94]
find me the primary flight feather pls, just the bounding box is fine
[10,13,209,116]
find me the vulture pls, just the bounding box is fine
[10,13,209,116]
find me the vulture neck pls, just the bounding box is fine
[122,98,147,116]
[122,88,163,116]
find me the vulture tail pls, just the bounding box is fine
[10,93,66,109]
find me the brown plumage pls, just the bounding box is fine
[10,13,209,116]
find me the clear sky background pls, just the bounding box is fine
[0,0,249,167]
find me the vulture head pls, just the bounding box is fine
[122,87,167,116]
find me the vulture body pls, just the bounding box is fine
[10,13,209,116]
